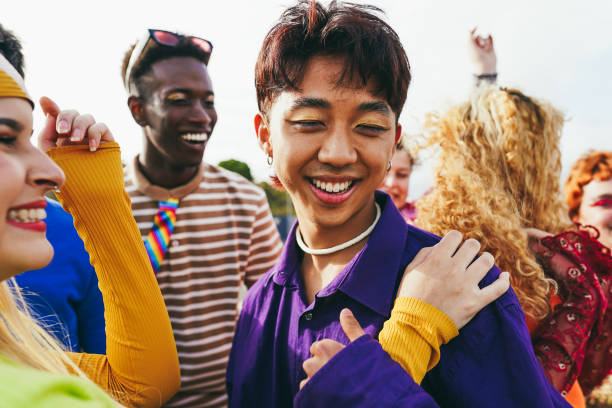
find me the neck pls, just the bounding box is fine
[299,198,377,250]
[140,137,199,188]
[298,198,377,303]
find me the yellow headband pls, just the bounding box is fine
[0,53,33,108]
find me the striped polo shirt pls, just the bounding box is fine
[125,157,283,407]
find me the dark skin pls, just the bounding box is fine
[128,56,217,188]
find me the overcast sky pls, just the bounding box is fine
[5,0,611,199]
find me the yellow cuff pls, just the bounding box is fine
[392,297,458,344]
[378,296,459,384]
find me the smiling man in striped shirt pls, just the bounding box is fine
[120,30,283,407]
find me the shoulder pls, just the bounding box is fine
[241,268,277,317]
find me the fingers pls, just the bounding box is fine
[465,251,495,284]
[55,109,80,137]
[301,339,345,389]
[86,122,115,151]
[453,238,482,270]
[404,246,433,272]
[477,271,510,307]
[39,96,61,118]
[435,230,463,257]
[302,355,325,380]
[339,309,365,342]
[68,113,95,142]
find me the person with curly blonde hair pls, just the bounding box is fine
[564,151,612,407]
[413,86,610,408]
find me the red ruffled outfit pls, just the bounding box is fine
[527,227,611,404]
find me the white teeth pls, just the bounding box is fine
[181,133,208,142]
[7,207,46,223]
[311,179,353,194]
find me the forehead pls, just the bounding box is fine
[0,97,33,130]
[393,150,412,168]
[272,55,390,111]
[583,178,612,198]
[149,56,213,92]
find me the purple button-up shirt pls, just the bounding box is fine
[227,192,570,408]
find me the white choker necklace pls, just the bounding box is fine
[296,203,381,256]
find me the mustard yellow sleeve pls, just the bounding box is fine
[378,297,458,384]
[47,143,180,408]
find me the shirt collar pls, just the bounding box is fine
[128,155,204,200]
[335,192,408,316]
[269,191,409,317]
[269,221,301,288]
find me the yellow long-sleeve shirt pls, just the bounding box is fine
[378,296,458,384]
[48,143,180,407]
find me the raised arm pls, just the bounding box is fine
[40,97,180,407]
[469,27,498,85]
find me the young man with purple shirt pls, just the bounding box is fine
[227,1,571,407]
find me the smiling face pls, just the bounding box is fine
[577,178,612,249]
[0,97,65,281]
[139,56,217,168]
[256,55,400,242]
[379,149,412,209]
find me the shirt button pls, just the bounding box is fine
[304,312,313,321]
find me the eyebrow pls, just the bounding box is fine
[166,88,215,96]
[357,101,391,115]
[0,118,24,131]
[289,97,331,111]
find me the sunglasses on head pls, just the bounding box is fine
[124,29,213,90]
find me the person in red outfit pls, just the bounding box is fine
[563,151,612,406]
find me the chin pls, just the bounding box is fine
[0,241,54,279]
[309,208,353,229]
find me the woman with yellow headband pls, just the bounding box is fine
[0,25,179,407]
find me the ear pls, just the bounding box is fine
[391,123,402,157]
[393,123,402,148]
[254,113,272,157]
[128,96,147,127]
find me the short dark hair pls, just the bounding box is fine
[255,0,411,119]
[0,23,25,77]
[121,36,210,98]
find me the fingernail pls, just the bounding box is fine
[70,129,82,142]
[340,308,353,318]
[57,120,69,133]
[89,144,97,152]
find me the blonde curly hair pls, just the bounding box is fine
[416,86,572,320]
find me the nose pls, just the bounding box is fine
[189,101,215,127]
[318,125,357,168]
[26,144,66,192]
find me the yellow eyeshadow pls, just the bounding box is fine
[167,93,186,101]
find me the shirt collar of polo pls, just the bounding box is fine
[268,191,409,317]
[129,155,204,201]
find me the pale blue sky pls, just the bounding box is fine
[5,0,611,199]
